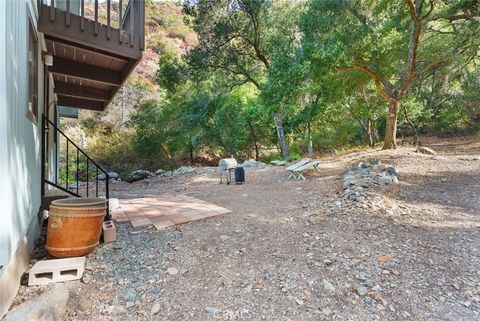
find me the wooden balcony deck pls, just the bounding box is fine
[38,0,145,111]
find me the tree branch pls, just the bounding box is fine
[398,0,424,99]
[351,64,392,101]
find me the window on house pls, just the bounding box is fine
[27,18,38,124]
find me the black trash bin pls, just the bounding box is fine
[235,166,245,184]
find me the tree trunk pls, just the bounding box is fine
[189,141,194,165]
[274,113,289,158]
[247,120,260,161]
[300,126,307,155]
[307,122,313,159]
[383,99,400,149]
[365,117,374,147]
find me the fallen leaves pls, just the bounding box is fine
[378,253,391,263]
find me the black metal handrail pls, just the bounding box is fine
[41,114,110,219]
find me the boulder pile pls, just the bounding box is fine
[342,159,399,203]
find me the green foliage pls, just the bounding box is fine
[73,0,480,171]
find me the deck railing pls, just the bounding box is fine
[38,0,145,52]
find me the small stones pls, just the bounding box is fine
[81,273,92,284]
[205,307,220,315]
[321,307,333,317]
[166,267,178,275]
[220,235,229,241]
[322,279,336,292]
[341,160,399,204]
[372,285,382,292]
[287,272,301,281]
[356,286,368,296]
[151,303,161,315]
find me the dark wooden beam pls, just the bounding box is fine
[45,37,129,64]
[54,82,111,102]
[51,57,122,86]
[57,96,105,111]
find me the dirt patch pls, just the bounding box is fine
[11,135,480,320]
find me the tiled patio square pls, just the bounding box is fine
[116,193,231,230]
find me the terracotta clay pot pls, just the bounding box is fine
[46,197,107,258]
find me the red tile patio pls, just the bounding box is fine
[110,193,232,230]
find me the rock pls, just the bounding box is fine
[416,146,437,155]
[244,284,253,293]
[108,172,120,179]
[123,288,136,301]
[81,273,92,284]
[270,160,286,166]
[126,170,151,183]
[364,279,374,288]
[166,267,178,275]
[125,302,135,309]
[463,301,472,307]
[287,272,301,280]
[368,159,382,165]
[372,285,382,292]
[205,307,220,315]
[199,166,218,173]
[322,279,336,292]
[174,166,195,175]
[161,171,173,177]
[151,303,161,315]
[5,285,69,321]
[97,172,120,180]
[242,159,266,169]
[356,286,368,296]
[155,169,166,176]
[322,307,333,317]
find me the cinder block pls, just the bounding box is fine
[28,257,86,286]
[102,220,117,243]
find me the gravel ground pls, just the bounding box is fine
[11,135,480,321]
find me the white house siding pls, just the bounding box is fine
[0,0,46,316]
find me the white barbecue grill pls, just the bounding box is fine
[219,158,238,184]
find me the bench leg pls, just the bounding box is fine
[297,172,306,180]
[288,171,295,179]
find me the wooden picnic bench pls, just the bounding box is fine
[286,159,320,180]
